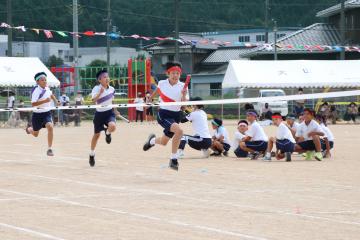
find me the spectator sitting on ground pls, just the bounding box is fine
[261,103,273,120]
[63,102,80,127]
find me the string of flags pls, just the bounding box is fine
[1,22,360,52]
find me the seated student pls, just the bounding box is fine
[315,114,334,158]
[210,118,231,156]
[177,97,212,158]
[286,114,300,138]
[63,102,81,126]
[294,108,324,161]
[238,110,268,160]
[263,112,295,162]
[233,120,249,158]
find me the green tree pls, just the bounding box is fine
[46,55,64,67]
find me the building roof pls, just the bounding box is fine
[202,47,255,64]
[317,0,360,18]
[242,23,340,57]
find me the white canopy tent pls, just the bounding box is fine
[222,60,360,88]
[0,57,60,87]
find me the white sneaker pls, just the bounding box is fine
[177,150,184,159]
[202,149,210,158]
[262,155,271,161]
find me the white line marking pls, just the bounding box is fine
[0,189,268,240]
[3,171,360,227]
[0,222,67,240]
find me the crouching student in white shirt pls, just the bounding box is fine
[233,120,249,158]
[294,108,325,161]
[210,118,231,156]
[177,97,212,158]
[315,114,335,158]
[263,112,296,162]
[238,110,268,160]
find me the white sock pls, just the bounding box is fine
[177,149,184,155]
[90,150,95,156]
[171,153,178,159]
[106,130,110,135]
[149,137,156,146]
[265,152,271,157]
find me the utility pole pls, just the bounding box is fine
[340,0,345,60]
[273,20,278,60]
[7,0,12,57]
[265,0,269,43]
[73,0,80,93]
[106,0,112,67]
[174,0,180,61]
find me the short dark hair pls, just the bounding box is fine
[96,69,108,80]
[303,108,315,116]
[34,72,47,81]
[190,96,204,109]
[212,118,223,127]
[298,88,303,92]
[237,120,248,125]
[165,61,182,71]
[272,112,282,118]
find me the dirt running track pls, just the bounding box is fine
[0,120,359,240]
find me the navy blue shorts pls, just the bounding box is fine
[321,140,334,151]
[222,142,231,152]
[32,111,53,131]
[245,141,268,152]
[179,135,212,151]
[157,109,181,138]
[93,109,116,134]
[276,139,295,153]
[297,140,316,151]
[234,147,248,158]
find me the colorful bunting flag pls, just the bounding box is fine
[43,30,53,39]
[83,31,95,36]
[56,31,67,37]
[32,28,40,34]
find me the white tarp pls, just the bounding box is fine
[222,60,360,88]
[0,57,60,87]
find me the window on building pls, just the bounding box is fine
[276,33,286,39]
[210,83,222,97]
[168,55,174,62]
[256,35,265,42]
[239,35,250,42]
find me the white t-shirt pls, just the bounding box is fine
[157,79,185,112]
[134,97,144,111]
[185,109,211,139]
[246,121,268,141]
[213,126,231,145]
[59,95,70,106]
[320,123,335,142]
[91,85,115,112]
[31,86,53,113]
[296,120,324,141]
[232,131,246,149]
[290,122,300,133]
[277,122,296,143]
[7,96,15,108]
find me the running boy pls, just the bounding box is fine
[210,118,231,156]
[177,97,212,158]
[143,62,187,171]
[238,110,268,160]
[263,112,296,161]
[26,72,60,156]
[294,108,324,161]
[89,69,121,167]
[233,120,249,158]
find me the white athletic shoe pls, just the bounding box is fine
[202,149,210,158]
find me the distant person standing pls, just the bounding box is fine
[7,94,15,108]
[294,88,305,117]
[134,92,144,122]
[346,102,358,124]
[144,91,154,121]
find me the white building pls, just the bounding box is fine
[201,29,294,46]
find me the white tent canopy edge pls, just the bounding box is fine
[222,60,360,89]
[0,57,60,88]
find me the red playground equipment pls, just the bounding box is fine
[127,58,152,121]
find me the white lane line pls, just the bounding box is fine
[3,171,360,227]
[0,189,269,240]
[0,222,67,240]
